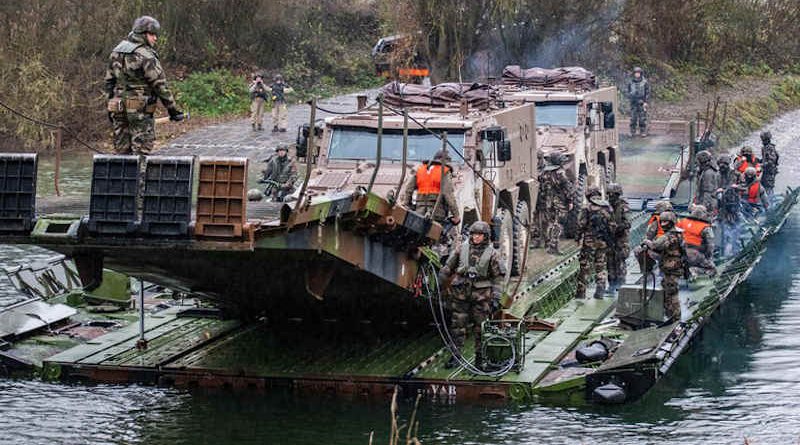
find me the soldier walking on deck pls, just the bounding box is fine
[575,187,615,299]
[538,152,574,254]
[105,16,184,154]
[646,200,673,241]
[677,205,717,277]
[733,146,761,181]
[269,74,293,132]
[260,145,298,202]
[718,184,742,257]
[606,183,630,291]
[641,211,686,324]
[717,154,735,189]
[760,131,780,194]
[627,67,650,137]
[438,221,505,369]
[694,150,719,213]
[249,74,269,131]
[739,166,769,216]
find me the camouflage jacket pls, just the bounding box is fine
[577,200,615,247]
[609,197,631,244]
[263,156,298,187]
[627,78,650,103]
[401,162,458,222]
[761,143,779,174]
[719,186,741,223]
[104,32,176,109]
[538,167,574,211]
[649,228,685,274]
[442,239,505,297]
[249,81,269,101]
[717,167,735,189]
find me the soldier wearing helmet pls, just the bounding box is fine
[694,150,719,213]
[716,154,734,189]
[268,74,294,132]
[104,15,184,155]
[733,146,761,180]
[401,149,460,235]
[645,199,673,241]
[759,131,779,194]
[676,205,717,277]
[641,210,687,323]
[438,220,506,369]
[260,145,298,202]
[534,151,575,254]
[738,166,769,214]
[249,73,269,131]
[627,67,650,137]
[575,186,615,299]
[605,183,631,291]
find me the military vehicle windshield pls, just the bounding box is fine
[328,127,465,162]
[535,101,579,127]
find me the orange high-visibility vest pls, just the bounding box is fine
[676,217,710,247]
[647,214,664,237]
[736,156,762,174]
[746,182,761,204]
[415,164,450,195]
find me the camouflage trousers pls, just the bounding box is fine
[531,206,547,248]
[686,247,717,276]
[661,272,681,321]
[272,102,288,130]
[250,97,266,127]
[112,111,155,155]
[606,242,629,286]
[630,102,647,134]
[576,241,607,298]
[762,172,777,194]
[545,207,567,251]
[698,192,718,213]
[450,288,492,353]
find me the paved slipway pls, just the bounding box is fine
[158,90,378,166]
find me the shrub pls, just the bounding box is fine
[173,70,250,117]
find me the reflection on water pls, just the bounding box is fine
[1,114,800,444]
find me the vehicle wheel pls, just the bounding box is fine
[497,208,514,287]
[511,200,529,276]
[563,172,586,238]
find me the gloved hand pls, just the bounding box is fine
[168,107,185,122]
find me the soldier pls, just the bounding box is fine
[760,131,779,194]
[269,74,294,132]
[249,74,269,131]
[401,150,461,251]
[260,145,298,202]
[606,183,630,291]
[716,154,735,189]
[438,221,505,369]
[641,211,686,324]
[575,187,615,299]
[646,200,673,241]
[676,205,717,277]
[739,166,769,216]
[627,67,650,137]
[694,150,719,213]
[718,183,742,257]
[733,146,761,180]
[538,152,575,254]
[104,16,184,155]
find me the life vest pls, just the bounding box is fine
[647,214,664,237]
[415,163,450,195]
[456,240,495,288]
[676,217,710,248]
[736,156,762,174]
[745,181,761,204]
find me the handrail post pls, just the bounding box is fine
[367,95,383,196]
[295,98,317,212]
[392,110,409,206]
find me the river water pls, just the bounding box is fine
[2,112,800,444]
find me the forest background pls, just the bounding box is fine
[0,0,798,150]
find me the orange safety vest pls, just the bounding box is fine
[736,156,762,174]
[647,214,664,237]
[746,181,761,204]
[415,163,450,195]
[676,217,709,247]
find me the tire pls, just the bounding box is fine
[511,200,530,276]
[497,209,514,287]
[563,172,587,238]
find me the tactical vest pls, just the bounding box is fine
[272,83,286,103]
[415,164,450,195]
[676,217,709,248]
[456,241,495,288]
[269,157,293,183]
[629,79,647,100]
[110,38,150,96]
[648,214,665,238]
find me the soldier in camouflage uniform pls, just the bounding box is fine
[606,183,630,291]
[538,152,575,254]
[249,74,269,131]
[439,221,505,369]
[677,205,717,277]
[575,187,615,299]
[760,131,779,194]
[694,150,719,213]
[269,74,294,132]
[104,16,184,155]
[641,211,686,323]
[646,200,673,241]
[718,183,742,257]
[716,154,735,190]
[260,145,298,202]
[627,67,650,137]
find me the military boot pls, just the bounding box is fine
[272,125,279,133]
[257,124,263,131]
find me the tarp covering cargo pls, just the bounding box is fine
[380,81,498,109]
[502,65,596,90]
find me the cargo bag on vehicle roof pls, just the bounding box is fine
[501,66,597,90]
[380,81,498,109]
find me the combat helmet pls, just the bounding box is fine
[247,188,264,201]
[740,146,753,156]
[275,144,289,153]
[654,200,673,213]
[760,131,772,143]
[633,66,643,74]
[690,205,710,222]
[696,150,712,164]
[432,149,451,163]
[132,16,161,35]
[659,211,677,228]
[717,154,731,166]
[744,166,757,179]
[606,182,623,196]
[469,221,491,236]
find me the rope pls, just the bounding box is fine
[0,97,106,154]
